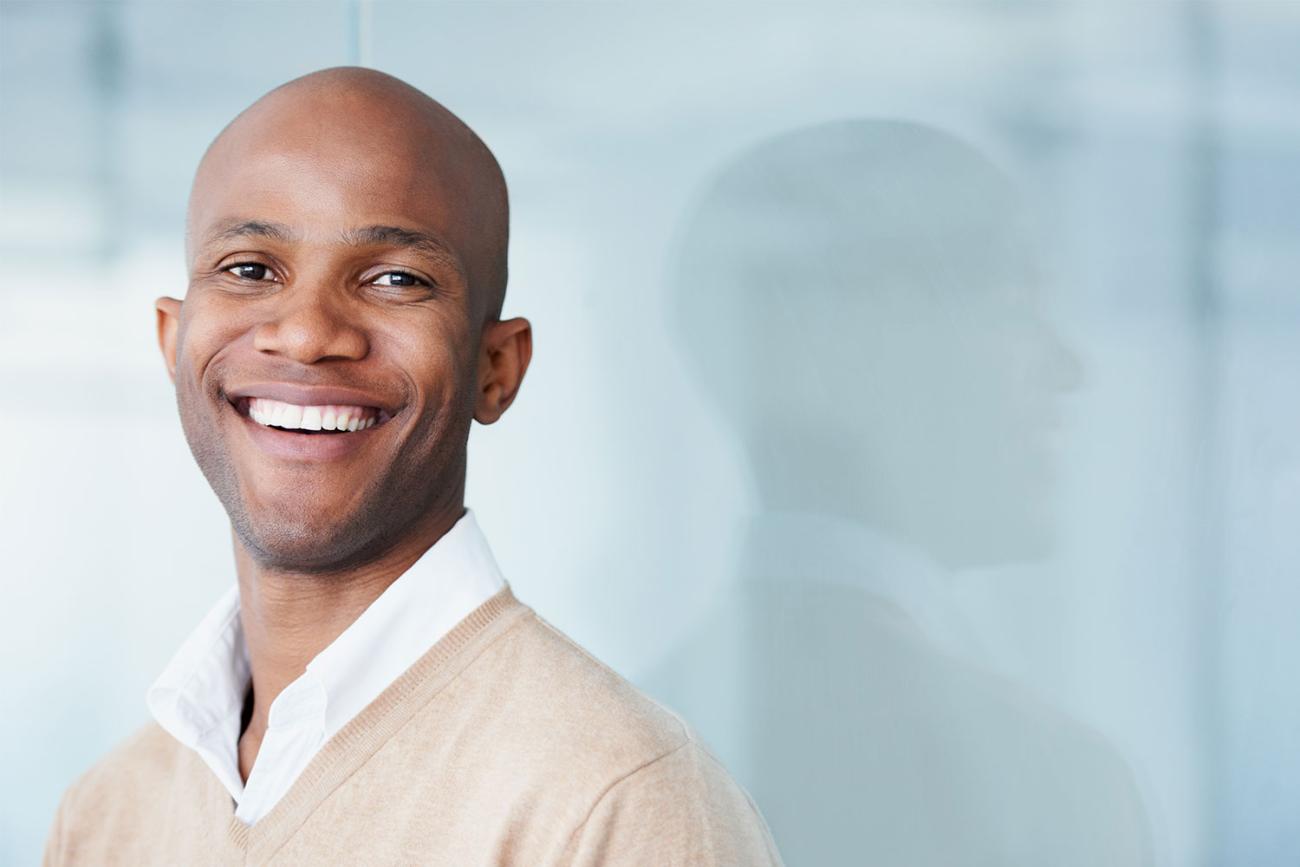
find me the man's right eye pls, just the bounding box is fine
[226,263,273,281]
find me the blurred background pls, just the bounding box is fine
[2,1,1298,864]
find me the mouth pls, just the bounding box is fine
[230,396,396,434]
[221,383,404,463]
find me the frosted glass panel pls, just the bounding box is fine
[3,3,1297,865]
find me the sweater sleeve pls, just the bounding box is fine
[565,739,785,867]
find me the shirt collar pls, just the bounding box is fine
[306,506,508,734]
[146,506,507,762]
[146,581,248,742]
[145,581,249,798]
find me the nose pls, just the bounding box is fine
[252,284,369,364]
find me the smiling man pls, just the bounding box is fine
[41,67,783,866]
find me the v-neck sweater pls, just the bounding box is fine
[41,587,785,866]
[145,506,508,826]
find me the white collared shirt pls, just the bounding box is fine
[146,507,508,826]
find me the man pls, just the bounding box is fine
[41,66,783,866]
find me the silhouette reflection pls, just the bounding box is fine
[649,120,1152,866]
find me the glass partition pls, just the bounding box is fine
[3,3,1297,864]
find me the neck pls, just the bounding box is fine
[231,503,466,775]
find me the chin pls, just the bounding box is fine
[233,509,382,573]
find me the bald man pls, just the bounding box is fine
[41,67,783,866]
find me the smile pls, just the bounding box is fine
[225,387,401,462]
[246,397,380,433]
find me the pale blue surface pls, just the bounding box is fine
[2,2,1298,864]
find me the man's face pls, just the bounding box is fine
[162,97,487,573]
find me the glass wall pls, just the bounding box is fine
[3,2,1297,864]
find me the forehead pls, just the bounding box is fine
[189,131,457,250]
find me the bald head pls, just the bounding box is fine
[159,67,533,575]
[187,66,510,323]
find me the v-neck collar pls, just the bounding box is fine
[219,586,530,862]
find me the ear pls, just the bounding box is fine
[155,296,182,384]
[474,316,533,425]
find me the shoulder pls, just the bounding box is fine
[43,721,189,865]
[59,720,183,807]
[454,608,784,864]
[469,607,693,766]
[563,734,785,865]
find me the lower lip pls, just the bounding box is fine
[232,403,385,463]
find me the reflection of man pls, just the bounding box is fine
[651,120,1152,865]
[42,67,782,866]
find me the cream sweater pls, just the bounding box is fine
[42,588,784,866]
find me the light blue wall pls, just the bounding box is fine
[2,2,1297,865]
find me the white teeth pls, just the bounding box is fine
[281,404,303,429]
[243,398,379,432]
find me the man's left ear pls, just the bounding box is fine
[155,296,182,384]
[474,317,533,424]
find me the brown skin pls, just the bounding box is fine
[155,67,532,782]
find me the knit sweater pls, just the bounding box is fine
[42,587,784,866]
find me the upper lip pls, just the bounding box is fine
[223,382,402,415]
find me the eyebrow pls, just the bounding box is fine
[209,218,294,244]
[343,224,458,267]
[203,218,463,272]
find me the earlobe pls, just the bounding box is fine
[155,296,182,384]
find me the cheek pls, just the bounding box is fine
[384,317,477,404]
[177,295,253,375]
[172,307,234,444]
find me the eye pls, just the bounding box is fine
[226,262,275,281]
[371,271,427,288]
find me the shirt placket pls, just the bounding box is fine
[235,673,328,824]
